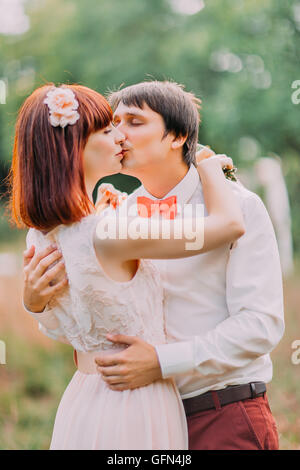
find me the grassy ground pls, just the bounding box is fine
[0,245,299,449]
[0,333,73,450]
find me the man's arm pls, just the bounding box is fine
[155,191,285,379]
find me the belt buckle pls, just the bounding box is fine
[250,382,258,398]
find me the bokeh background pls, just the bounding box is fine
[0,0,300,450]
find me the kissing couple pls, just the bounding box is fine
[10,80,284,449]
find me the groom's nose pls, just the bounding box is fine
[114,127,125,144]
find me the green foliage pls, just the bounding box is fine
[0,0,299,248]
[0,332,74,450]
[0,206,25,245]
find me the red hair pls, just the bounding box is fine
[8,83,113,231]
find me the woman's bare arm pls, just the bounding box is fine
[94,156,245,261]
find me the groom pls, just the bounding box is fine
[23,80,284,450]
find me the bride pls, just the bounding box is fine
[9,83,245,449]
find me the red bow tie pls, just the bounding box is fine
[137,195,177,220]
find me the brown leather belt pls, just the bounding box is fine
[183,382,266,416]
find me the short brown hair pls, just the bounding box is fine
[8,84,113,231]
[108,80,201,167]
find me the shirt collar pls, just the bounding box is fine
[135,164,200,211]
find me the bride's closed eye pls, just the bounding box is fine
[103,126,113,134]
[129,119,143,126]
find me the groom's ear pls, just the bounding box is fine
[171,134,188,150]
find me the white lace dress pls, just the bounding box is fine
[26,213,188,450]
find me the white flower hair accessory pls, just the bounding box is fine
[44,87,80,128]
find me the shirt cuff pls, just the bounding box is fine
[155,341,195,378]
[23,301,60,331]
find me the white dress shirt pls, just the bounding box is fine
[126,164,285,399]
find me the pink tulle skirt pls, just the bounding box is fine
[50,361,188,450]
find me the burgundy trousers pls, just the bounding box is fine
[187,392,279,450]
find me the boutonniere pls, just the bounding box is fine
[223,166,238,182]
